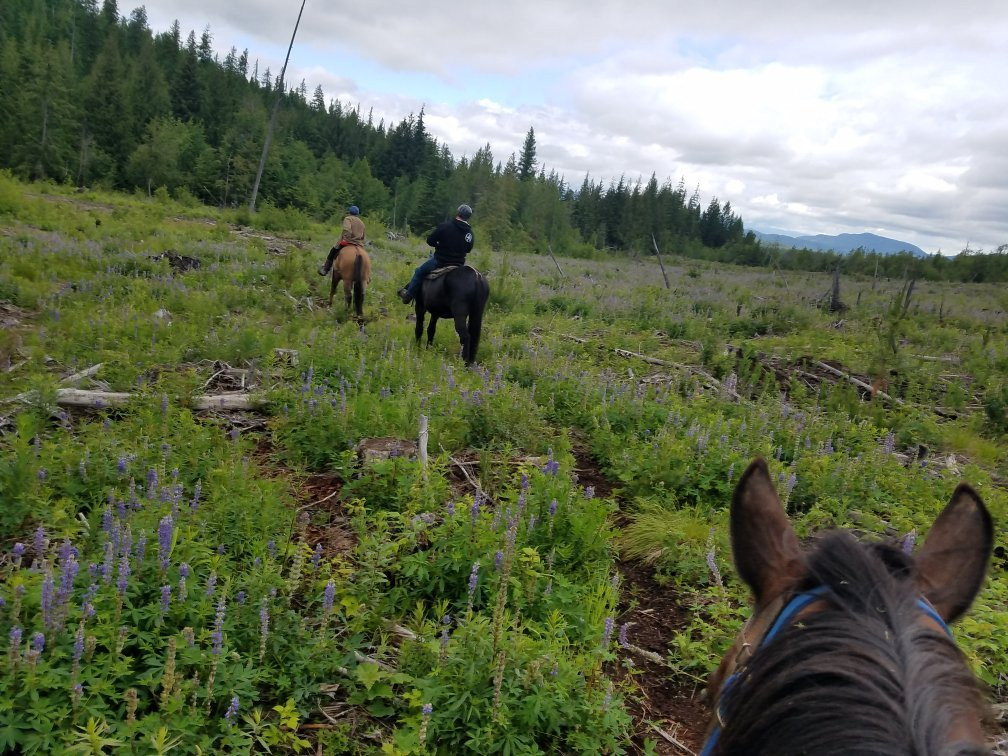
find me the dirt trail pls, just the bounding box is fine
[572,441,708,754]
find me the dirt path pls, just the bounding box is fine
[572,440,709,754]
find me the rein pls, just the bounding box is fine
[700,585,952,756]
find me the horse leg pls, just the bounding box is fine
[452,309,470,362]
[427,315,439,348]
[415,307,425,345]
[328,271,338,307]
[343,279,352,310]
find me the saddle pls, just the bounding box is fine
[425,264,479,281]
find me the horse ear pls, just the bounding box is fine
[731,458,804,605]
[915,484,992,623]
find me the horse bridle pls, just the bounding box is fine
[700,585,953,756]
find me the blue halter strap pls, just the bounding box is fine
[700,586,951,756]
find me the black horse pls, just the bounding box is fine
[414,266,490,365]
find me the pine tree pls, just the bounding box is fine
[518,126,536,181]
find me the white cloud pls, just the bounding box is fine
[132,0,1008,254]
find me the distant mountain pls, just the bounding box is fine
[752,230,927,257]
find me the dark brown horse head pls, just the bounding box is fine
[704,457,993,755]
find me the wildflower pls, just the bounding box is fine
[419,702,433,743]
[600,617,615,649]
[37,468,47,482]
[32,631,44,654]
[34,527,48,562]
[322,581,336,613]
[117,555,130,595]
[312,544,322,571]
[40,569,55,628]
[619,622,630,648]
[12,542,25,568]
[135,533,146,563]
[466,561,480,612]
[495,550,504,571]
[901,529,917,554]
[117,456,128,475]
[71,682,83,710]
[470,493,482,525]
[551,661,558,677]
[446,499,455,517]
[160,585,171,615]
[236,591,246,606]
[8,626,22,664]
[882,431,896,455]
[259,601,270,661]
[706,548,723,588]
[191,480,202,511]
[182,627,195,647]
[157,515,173,571]
[225,694,240,726]
[267,540,276,559]
[543,449,559,476]
[584,485,595,499]
[206,572,217,597]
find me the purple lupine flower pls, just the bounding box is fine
[34,527,47,560]
[467,561,480,600]
[901,529,917,554]
[584,485,595,499]
[549,499,558,520]
[494,551,504,571]
[160,585,171,615]
[157,515,173,570]
[230,427,240,442]
[117,556,130,595]
[600,617,614,648]
[312,544,322,571]
[551,662,558,677]
[253,557,261,568]
[135,533,146,563]
[117,456,128,475]
[269,587,277,598]
[259,602,270,644]
[73,626,84,665]
[236,591,246,606]
[544,449,559,476]
[470,494,482,525]
[785,472,797,496]
[446,499,455,517]
[31,632,44,653]
[618,622,630,648]
[706,548,723,587]
[161,394,169,413]
[37,468,47,482]
[191,480,202,511]
[440,627,450,650]
[320,580,338,615]
[267,540,276,559]
[823,438,834,455]
[102,507,113,535]
[882,431,896,455]
[206,572,217,597]
[40,570,55,628]
[422,703,433,716]
[12,542,25,562]
[521,473,530,491]
[225,695,239,726]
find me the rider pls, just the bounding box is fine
[397,204,474,304]
[318,205,366,276]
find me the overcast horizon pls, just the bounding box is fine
[134,1,1008,256]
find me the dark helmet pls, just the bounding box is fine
[456,204,473,220]
[348,205,360,215]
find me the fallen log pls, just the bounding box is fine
[811,360,903,405]
[60,363,103,385]
[4,388,268,412]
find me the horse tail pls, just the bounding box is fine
[352,252,365,317]
[466,273,490,364]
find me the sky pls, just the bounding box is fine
[135,0,1008,256]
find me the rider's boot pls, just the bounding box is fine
[397,287,413,304]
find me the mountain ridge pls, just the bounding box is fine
[753,230,927,256]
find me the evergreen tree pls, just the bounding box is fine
[518,126,536,181]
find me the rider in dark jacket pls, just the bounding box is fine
[398,204,474,303]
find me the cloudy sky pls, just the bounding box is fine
[137,0,1008,255]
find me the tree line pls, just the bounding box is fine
[2,0,1006,282]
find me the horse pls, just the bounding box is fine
[414,265,490,365]
[326,244,371,320]
[702,457,993,755]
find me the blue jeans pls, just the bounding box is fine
[406,255,439,297]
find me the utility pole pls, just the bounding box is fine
[248,0,307,212]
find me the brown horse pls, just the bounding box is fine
[326,244,371,319]
[703,457,993,755]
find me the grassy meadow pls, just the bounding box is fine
[1,172,1006,754]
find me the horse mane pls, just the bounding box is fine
[714,531,988,755]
